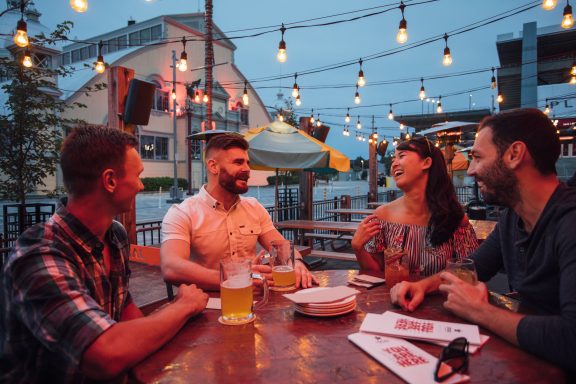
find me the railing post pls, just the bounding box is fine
[340,195,351,221]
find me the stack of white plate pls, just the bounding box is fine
[293,287,357,317]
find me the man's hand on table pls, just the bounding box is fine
[175,284,209,316]
[390,280,427,312]
[295,259,318,288]
[438,272,489,323]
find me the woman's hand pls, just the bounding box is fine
[351,214,381,251]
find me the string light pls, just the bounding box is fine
[22,49,32,68]
[277,24,287,63]
[292,73,299,98]
[435,141,440,147]
[203,91,209,103]
[194,90,200,103]
[570,75,576,84]
[70,0,88,12]
[419,78,426,100]
[442,33,453,66]
[357,59,365,87]
[356,116,362,130]
[171,88,177,100]
[399,123,404,130]
[310,108,315,124]
[396,1,408,44]
[388,104,394,120]
[571,62,576,76]
[354,85,361,104]
[278,112,285,122]
[343,127,350,136]
[368,135,373,144]
[544,100,551,114]
[242,81,249,106]
[393,138,398,147]
[178,37,188,72]
[316,114,322,127]
[405,133,411,140]
[13,1,28,48]
[345,108,351,123]
[542,0,557,10]
[490,67,497,89]
[436,96,443,113]
[93,41,105,74]
[497,90,504,103]
[295,91,301,106]
[562,1,574,28]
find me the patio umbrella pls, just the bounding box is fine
[244,121,350,221]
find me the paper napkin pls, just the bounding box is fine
[348,332,469,384]
[360,311,482,345]
[283,286,359,304]
[354,274,386,284]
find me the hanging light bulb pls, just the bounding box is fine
[93,41,105,74]
[203,91,208,103]
[393,139,398,147]
[354,85,361,104]
[442,33,452,66]
[368,136,373,144]
[179,37,188,72]
[194,90,200,103]
[490,67,497,89]
[70,0,88,12]
[399,123,404,130]
[357,59,365,87]
[13,17,28,48]
[543,0,558,10]
[388,104,394,120]
[419,78,426,100]
[345,108,351,123]
[405,133,411,140]
[291,73,299,98]
[242,81,249,106]
[356,116,362,130]
[310,108,315,124]
[22,49,32,68]
[562,1,574,28]
[277,24,287,63]
[278,113,284,122]
[435,141,440,147]
[373,131,378,139]
[497,90,504,104]
[295,92,301,106]
[436,96,443,113]
[171,88,177,100]
[316,114,322,127]
[396,1,408,44]
[544,101,551,114]
[571,62,576,76]
[570,75,576,84]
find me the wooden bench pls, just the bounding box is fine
[308,250,357,262]
[304,233,353,251]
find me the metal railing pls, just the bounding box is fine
[136,220,162,246]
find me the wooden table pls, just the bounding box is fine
[131,270,565,383]
[325,208,375,215]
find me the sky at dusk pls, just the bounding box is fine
[33,0,571,159]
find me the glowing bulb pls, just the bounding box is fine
[571,63,576,76]
[544,104,551,114]
[436,103,443,113]
[354,91,361,105]
[357,70,366,87]
[562,4,574,28]
[388,110,394,120]
[178,53,187,72]
[405,133,411,140]
[435,142,440,147]
[345,113,350,123]
[310,115,315,124]
[295,94,301,106]
[94,55,105,73]
[497,92,504,103]
[491,76,497,89]
[443,47,453,66]
[368,137,373,144]
[396,18,408,44]
[373,132,378,139]
[399,123,404,130]
[13,19,28,48]
[570,75,576,84]
[542,0,557,10]
[194,90,200,103]
[22,50,32,68]
[203,93,209,103]
[171,89,176,100]
[70,0,88,13]
[356,118,362,130]
[419,86,426,100]
[242,90,249,106]
[277,40,287,63]
[278,114,284,122]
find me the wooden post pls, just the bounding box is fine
[298,117,314,220]
[340,195,351,221]
[368,137,378,203]
[108,66,137,244]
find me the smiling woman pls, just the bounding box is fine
[352,137,479,278]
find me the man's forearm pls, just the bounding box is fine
[162,257,220,290]
[470,302,523,346]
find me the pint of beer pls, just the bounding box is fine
[270,240,296,291]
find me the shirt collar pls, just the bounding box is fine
[198,185,241,210]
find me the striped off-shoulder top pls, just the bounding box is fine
[365,220,479,276]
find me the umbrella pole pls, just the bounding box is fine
[274,168,279,223]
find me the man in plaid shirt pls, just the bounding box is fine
[0,126,208,383]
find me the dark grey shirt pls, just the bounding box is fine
[471,184,576,373]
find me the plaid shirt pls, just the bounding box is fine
[0,204,132,383]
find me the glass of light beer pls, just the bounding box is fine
[219,258,268,325]
[384,247,409,289]
[269,239,296,291]
[445,258,478,285]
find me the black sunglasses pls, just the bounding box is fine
[434,337,469,382]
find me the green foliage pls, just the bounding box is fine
[351,156,367,172]
[267,171,300,185]
[380,153,394,176]
[0,21,100,204]
[141,177,188,191]
[282,98,299,128]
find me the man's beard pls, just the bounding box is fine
[219,168,249,194]
[477,157,520,207]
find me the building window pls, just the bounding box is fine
[80,46,90,60]
[190,130,201,160]
[140,29,151,44]
[117,35,128,50]
[150,25,162,41]
[140,135,169,160]
[71,49,80,63]
[153,84,169,112]
[129,31,139,46]
[61,52,70,65]
[107,38,117,53]
[561,143,574,157]
[240,108,249,125]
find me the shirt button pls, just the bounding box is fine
[230,232,232,235]
[232,252,235,255]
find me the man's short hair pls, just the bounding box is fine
[60,126,138,197]
[478,108,560,175]
[205,133,248,158]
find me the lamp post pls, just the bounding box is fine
[168,50,182,203]
[360,159,364,180]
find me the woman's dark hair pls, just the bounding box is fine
[396,137,464,246]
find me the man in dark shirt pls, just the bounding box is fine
[0,126,208,383]
[390,108,576,374]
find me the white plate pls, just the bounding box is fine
[296,301,357,314]
[295,303,356,317]
[293,287,356,309]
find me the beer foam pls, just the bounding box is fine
[273,265,294,272]
[222,276,251,289]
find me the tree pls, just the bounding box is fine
[0,22,88,205]
[282,98,299,127]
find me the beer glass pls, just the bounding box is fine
[384,247,409,289]
[269,239,296,292]
[445,258,478,285]
[219,258,268,325]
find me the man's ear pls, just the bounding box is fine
[504,141,527,170]
[206,158,219,175]
[102,168,116,193]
